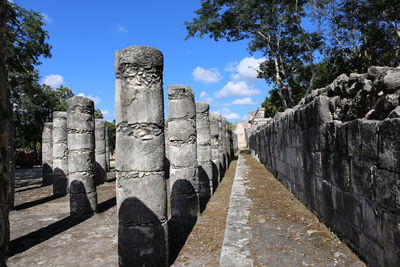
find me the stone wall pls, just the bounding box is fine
[248,67,400,267]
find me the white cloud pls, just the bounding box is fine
[115,24,128,33]
[224,61,238,72]
[227,57,265,83]
[215,107,240,120]
[41,13,53,23]
[192,67,222,84]
[232,97,256,105]
[215,81,260,99]
[200,91,208,98]
[100,110,109,116]
[42,74,64,88]
[242,114,249,120]
[77,93,101,105]
[199,91,213,104]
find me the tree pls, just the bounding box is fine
[185,0,323,109]
[94,109,104,119]
[310,0,400,80]
[5,2,56,151]
[13,85,73,150]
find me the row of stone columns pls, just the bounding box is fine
[40,98,110,217]
[115,45,237,266]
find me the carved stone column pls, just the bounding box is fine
[42,122,54,186]
[196,102,213,211]
[209,112,221,191]
[53,111,68,196]
[115,46,168,266]
[95,119,107,184]
[67,96,97,216]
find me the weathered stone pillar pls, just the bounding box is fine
[0,1,10,261]
[95,119,107,184]
[222,118,229,169]
[115,46,168,266]
[42,122,54,186]
[196,102,213,211]
[67,96,97,216]
[53,111,68,196]
[209,113,220,191]
[105,126,110,171]
[218,115,226,180]
[168,85,199,222]
[164,121,170,180]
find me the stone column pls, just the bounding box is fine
[164,121,170,180]
[168,85,199,222]
[42,122,54,186]
[95,119,107,184]
[67,96,97,216]
[196,102,213,211]
[223,120,230,168]
[105,126,110,171]
[209,113,220,191]
[53,111,68,196]
[0,1,10,261]
[218,115,226,180]
[115,46,168,266]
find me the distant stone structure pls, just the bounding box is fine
[52,111,68,196]
[248,66,400,267]
[67,96,97,216]
[196,102,213,211]
[42,122,54,186]
[95,119,107,184]
[115,46,168,266]
[234,121,250,150]
[168,85,199,222]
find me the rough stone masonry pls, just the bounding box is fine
[168,85,199,222]
[249,66,400,267]
[115,46,168,266]
[95,119,107,185]
[209,112,221,191]
[67,96,97,216]
[52,111,68,196]
[196,102,213,212]
[42,122,53,186]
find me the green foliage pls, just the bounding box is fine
[185,0,324,109]
[5,2,58,150]
[94,109,104,119]
[262,89,282,118]
[311,0,400,82]
[13,85,73,150]
[187,0,400,114]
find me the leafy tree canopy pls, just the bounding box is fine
[186,0,400,116]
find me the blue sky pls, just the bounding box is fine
[14,0,270,123]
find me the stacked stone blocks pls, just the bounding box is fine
[249,67,400,267]
[115,46,168,266]
[67,96,97,216]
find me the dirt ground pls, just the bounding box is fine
[171,159,238,266]
[7,154,366,266]
[244,153,365,267]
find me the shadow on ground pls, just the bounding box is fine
[9,195,116,257]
